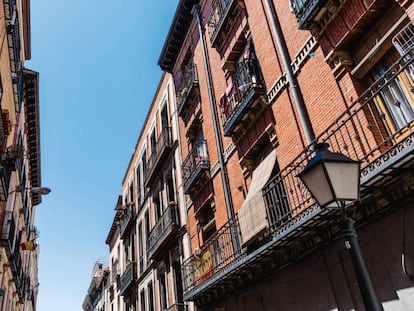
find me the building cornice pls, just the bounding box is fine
[158,0,199,72]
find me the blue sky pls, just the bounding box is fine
[27,1,178,309]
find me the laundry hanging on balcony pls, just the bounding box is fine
[219,80,234,117]
[238,149,277,246]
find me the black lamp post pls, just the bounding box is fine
[299,143,382,311]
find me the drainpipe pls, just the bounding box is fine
[262,0,316,145]
[192,5,239,250]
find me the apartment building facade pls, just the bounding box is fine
[157,0,414,310]
[0,0,43,310]
[83,261,110,311]
[106,73,191,311]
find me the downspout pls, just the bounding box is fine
[192,4,239,250]
[262,0,316,145]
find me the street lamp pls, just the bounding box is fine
[29,187,51,195]
[299,143,382,311]
[9,186,52,196]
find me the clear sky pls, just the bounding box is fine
[26,1,178,309]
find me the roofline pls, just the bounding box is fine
[23,68,41,205]
[157,0,199,72]
[121,71,168,186]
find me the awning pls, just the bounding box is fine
[238,150,277,246]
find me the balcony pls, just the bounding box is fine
[208,0,238,47]
[144,127,174,186]
[290,0,328,30]
[291,0,391,44]
[166,303,188,311]
[4,0,24,112]
[119,210,134,240]
[182,141,210,195]
[147,202,179,259]
[1,211,15,254]
[221,59,267,139]
[176,63,199,118]
[119,261,136,296]
[181,48,414,306]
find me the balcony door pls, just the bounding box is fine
[369,50,414,135]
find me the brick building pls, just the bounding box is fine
[157,0,414,310]
[0,0,44,310]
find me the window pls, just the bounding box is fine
[150,129,157,155]
[158,271,167,310]
[138,222,143,273]
[160,104,169,129]
[136,164,142,208]
[140,289,146,311]
[369,50,414,131]
[148,282,154,311]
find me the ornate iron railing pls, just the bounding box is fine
[208,0,235,45]
[220,57,266,134]
[182,141,210,193]
[182,47,414,293]
[119,261,135,295]
[1,211,15,253]
[147,203,178,257]
[4,0,24,112]
[145,127,173,184]
[290,0,324,29]
[176,63,199,116]
[119,210,134,239]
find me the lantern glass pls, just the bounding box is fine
[324,161,360,203]
[300,162,333,207]
[299,143,361,208]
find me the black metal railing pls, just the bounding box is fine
[119,261,135,295]
[1,211,15,253]
[147,203,179,257]
[181,47,414,293]
[176,63,199,117]
[182,141,210,194]
[220,58,266,135]
[182,218,242,291]
[290,0,324,29]
[166,303,188,311]
[4,0,24,112]
[111,259,119,283]
[208,0,236,45]
[119,210,134,239]
[145,127,173,184]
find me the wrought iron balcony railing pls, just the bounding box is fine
[182,141,210,194]
[181,47,414,299]
[290,0,326,29]
[208,0,236,46]
[4,0,24,112]
[119,210,134,240]
[1,211,15,254]
[220,58,266,137]
[176,63,199,118]
[145,127,173,186]
[119,261,136,296]
[147,202,179,258]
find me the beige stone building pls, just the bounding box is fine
[0,0,45,310]
[106,73,191,311]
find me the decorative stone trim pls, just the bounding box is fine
[267,36,317,104]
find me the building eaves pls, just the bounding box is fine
[23,68,41,205]
[105,196,123,245]
[158,0,199,72]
